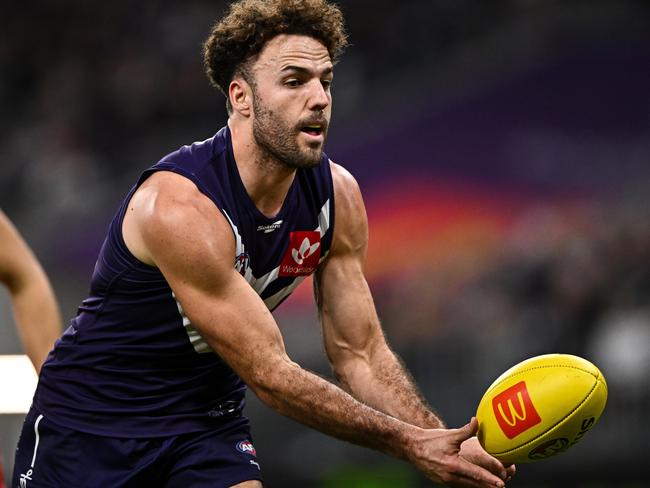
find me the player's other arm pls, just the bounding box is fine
[316,162,513,482]
[0,210,62,373]
[123,171,506,488]
[315,162,445,428]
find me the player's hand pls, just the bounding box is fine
[459,430,516,482]
[405,417,508,487]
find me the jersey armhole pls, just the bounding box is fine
[114,165,231,270]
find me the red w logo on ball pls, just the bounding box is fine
[492,381,542,439]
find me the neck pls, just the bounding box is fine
[228,118,296,219]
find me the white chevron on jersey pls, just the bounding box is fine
[178,199,332,352]
[263,275,307,309]
[173,292,213,354]
[317,199,330,238]
[258,199,331,308]
[222,210,254,282]
[251,198,331,296]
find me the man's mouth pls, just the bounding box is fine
[300,124,325,137]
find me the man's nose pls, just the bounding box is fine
[307,81,330,111]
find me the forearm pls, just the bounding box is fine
[249,355,415,460]
[339,344,445,429]
[11,277,62,373]
[252,357,509,487]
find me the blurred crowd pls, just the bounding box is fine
[378,200,650,391]
[4,0,649,220]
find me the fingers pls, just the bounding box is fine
[451,422,516,487]
[452,417,479,444]
[459,457,506,488]
[481,453,508,481]
[443,457,506,488]
[472,446,508,481]
[459,435,508,480]
[457,425,517,484]
[416,421,514,487]
[478,456,514,484]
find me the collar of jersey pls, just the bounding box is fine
[224,126,299,224]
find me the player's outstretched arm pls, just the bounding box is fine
[122,171,506,488]
[315,162,444,427]
[315,162,513,483]
[0,210,62,373]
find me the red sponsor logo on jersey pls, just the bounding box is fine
[279,231,321,277]
[492,381,542,439]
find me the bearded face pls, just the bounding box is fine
[251,89,328,170]
[240,35,333,171]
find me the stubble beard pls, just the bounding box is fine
[252,97,325,170]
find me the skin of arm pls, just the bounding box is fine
[315,163,515,481]
[122,170,507,488]
[0,210,62,373]
[315,162,445,429]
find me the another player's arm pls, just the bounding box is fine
[315,163,512,481]
[0,210,62,373]
[123,171,506,488]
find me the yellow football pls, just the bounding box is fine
[476,354,607,464]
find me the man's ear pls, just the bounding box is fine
[229,78,252,116]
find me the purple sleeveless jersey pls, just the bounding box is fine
[34,126,335,437]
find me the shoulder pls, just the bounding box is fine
[329,160,364,213]
[330,160,359,192]
[327,161,368,255]
[139,172,218,225]
[124,171,235,269]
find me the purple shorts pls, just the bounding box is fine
[12,407,262,487]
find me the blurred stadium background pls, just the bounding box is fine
[1,0,649,486]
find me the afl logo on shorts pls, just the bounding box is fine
[236,440,257,456]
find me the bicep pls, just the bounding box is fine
[316,254,384,370]
[132,178,290,387]
[168,261,289,383]
[316,163,384,372]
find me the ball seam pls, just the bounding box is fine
[486,364,598,395]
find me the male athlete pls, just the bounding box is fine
[13,1,514,486]
[0,210,61,374]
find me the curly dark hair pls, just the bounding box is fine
[203,0,348,103]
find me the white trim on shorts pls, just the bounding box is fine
[31,414,44,468]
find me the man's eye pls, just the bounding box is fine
[322,80,333,89]
[285,79,301,87]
